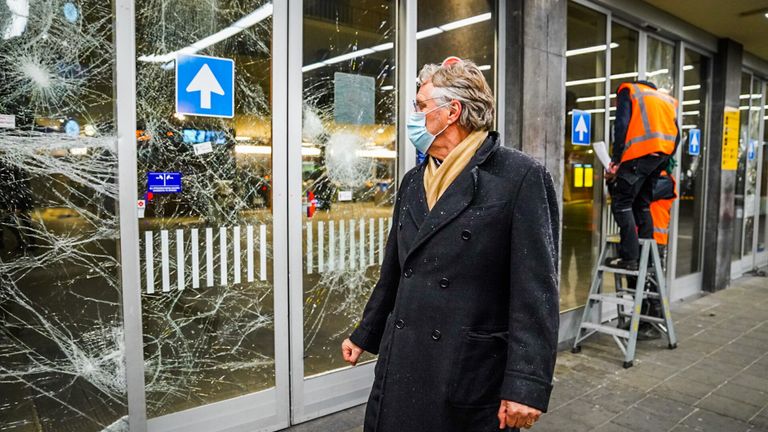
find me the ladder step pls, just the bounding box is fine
[617,288,661,299]
[598,265,640,276]
[589,294,634,308]
[580,322,630,339]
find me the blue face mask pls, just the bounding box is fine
[407,102,451,153]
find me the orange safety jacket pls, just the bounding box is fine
[617,82,679,163]
[650,171,677,246]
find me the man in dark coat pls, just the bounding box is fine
[341,58,560,431]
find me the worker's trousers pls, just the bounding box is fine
[608,154,668,261]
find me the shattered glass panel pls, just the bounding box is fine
[135,0,275,417]
[417,0,496,95]
[0,1,128,431]
[302,0,397,376]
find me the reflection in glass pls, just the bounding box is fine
[733,73,752,260]
[136,0,275,417]
[0,1,128,430]
[561,3,606,311]
[741,77,763,258]
[646,37,676,94]
[417,0,496,95]
[675,51,709,277]
[301,0,397,377]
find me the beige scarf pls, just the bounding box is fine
[423,129,488,210]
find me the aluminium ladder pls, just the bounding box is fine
[571,237,677,368]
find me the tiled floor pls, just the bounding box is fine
[281,274,768,431]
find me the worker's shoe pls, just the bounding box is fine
[604,257,639,271]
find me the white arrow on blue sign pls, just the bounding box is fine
[571,110,591,146]
[748,140,756,161]
[688,128,701,156]
[176,54,234,118]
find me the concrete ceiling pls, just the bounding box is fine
[642,0,768,61]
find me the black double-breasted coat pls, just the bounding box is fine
[348,132,560,432]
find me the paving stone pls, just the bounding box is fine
[712,382,768,407]
[729,372,768,393]
[673,407,753,431]
[696,393,763,422]
[635,394,695,421]
[611,406,682,432]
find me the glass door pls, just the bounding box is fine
[134,1,289,430]
[289,0,399,423]
[672,48,710,285]
[732,73,765,276]
[757,83,768,267]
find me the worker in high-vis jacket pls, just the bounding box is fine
[604,80,679,270]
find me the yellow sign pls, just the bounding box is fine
[721,107,740,170]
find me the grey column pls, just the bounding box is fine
[702,38,743,292]
[503,0,566,203]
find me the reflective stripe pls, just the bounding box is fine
[637,90,677,106]
[631,84,652,135]
[626,132,677,146]
[653,227,669,234]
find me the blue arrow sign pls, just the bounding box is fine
[148,172,182,194]
[571,110,591,146]
[176,54,234,118]
[688,128,701,156]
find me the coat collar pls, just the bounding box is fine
[403,131,501,262]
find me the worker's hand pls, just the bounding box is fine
[498,400,541,429]
[341,338,364,366]
[605,162,619,181]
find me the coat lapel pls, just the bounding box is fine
[402,132,501,262]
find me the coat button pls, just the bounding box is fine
[439,278,450,289]
[461,230,472,240]
[431,330,441,341]
[404,268,413,278]
[395,319,405,329]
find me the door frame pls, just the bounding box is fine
[669,42,714,297]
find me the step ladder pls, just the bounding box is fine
[571,237,677,368]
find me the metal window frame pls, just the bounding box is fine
[116,1,291,431]
[115,0,147,430]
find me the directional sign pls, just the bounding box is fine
[176,54,234,118]
[748,139,756,161]
[148,172,182,194]
[688,128,701,156]
[571,110,591,146]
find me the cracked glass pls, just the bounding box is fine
[301,0,397,376]
[135,0,275,417]
[1,1,128,430]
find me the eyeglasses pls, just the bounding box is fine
[412,97,446,112]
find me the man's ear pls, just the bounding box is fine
[448,100,462,124]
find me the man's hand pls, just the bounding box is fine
[341,338,364,366]
[605,161,619,181]
[498,400,542,429]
